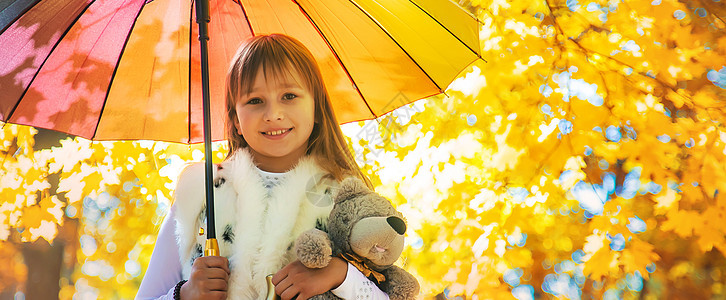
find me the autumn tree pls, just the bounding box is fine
[0,125,227,299]
[349,0,725,298]
[2,0,726,299]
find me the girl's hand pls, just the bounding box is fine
[272,257,348,300]
[180,256,230,300]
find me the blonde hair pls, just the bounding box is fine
[225,34,372,189]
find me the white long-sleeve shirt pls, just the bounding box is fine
[135,167,389,300]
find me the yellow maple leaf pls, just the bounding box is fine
[584,248,620,281]
[661,209,701,238]
[620,239,660,279]
[21,205,43,229]
[653,188,680,213]
[696,224,726,254]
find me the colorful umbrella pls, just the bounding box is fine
[0,0,481,250]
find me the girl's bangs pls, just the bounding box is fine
[235,38,314,98]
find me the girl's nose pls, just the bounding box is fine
[264,102,284,121]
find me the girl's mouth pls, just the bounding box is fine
[261,128,292,138]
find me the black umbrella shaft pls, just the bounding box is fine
[195,0,215,240]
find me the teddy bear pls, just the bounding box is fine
[294,177,420,300]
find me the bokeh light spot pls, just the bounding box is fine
[80,235,97,256]
[467,114,477,126]
[572,181,607,215]
[685,138,695,148]
[512,285,534,300]
[673,10,686,20]
[558,119,573,134]
[627,216,647,234]
[608,233,626,251]
[605,126,621,142]
[572,249,586,264]
[125,260,141,277]
[567,0,580,11]
[646,263,657,273]
[504,268,523,286]
[626,271,644,291]
[66,205,77,218]
[707,67,726,89]
[695,7,707,17]
[541,104,554,116]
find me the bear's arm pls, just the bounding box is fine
[295,228,333,268]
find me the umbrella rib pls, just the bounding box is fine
[188,1,193,144]
[344,0,441,93]
[405,0,484,61]
[5,0,96,124]
[233,0,255,36]
[294,2,377,119]
[92,0,146,140]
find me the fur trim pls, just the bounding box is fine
[173,148,338,299]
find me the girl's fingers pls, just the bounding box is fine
[190,267,229,285]
[200,256,230,274]
[203,267,230,280]
[279,283,301,300]
[186,256,231,299]
[274,275,293,296]
[271,263,292,285]
[204,278,229,291]
[207,291,228,300]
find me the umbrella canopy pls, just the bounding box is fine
[0,0,480,143]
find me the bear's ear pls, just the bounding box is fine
[333,177,370,204]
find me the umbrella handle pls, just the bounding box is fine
[265,275,281,300]
[204,238,219,256]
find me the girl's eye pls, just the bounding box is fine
[247,98,261,104]
[283,93,297,100]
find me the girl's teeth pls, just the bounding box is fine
[266,129,289,136]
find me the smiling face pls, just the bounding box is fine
[233,67,316,172]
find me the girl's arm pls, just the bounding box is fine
[272,258,390,300]
[135,206,182,300]
[331,263,390,299]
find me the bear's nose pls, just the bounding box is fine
[387,216,406,235]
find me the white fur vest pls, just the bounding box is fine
[173,148,339,299]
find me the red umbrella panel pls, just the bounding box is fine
[0,0,247,143]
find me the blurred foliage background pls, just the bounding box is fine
[2,0,726,299]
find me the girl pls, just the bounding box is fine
[136,34,392,300]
